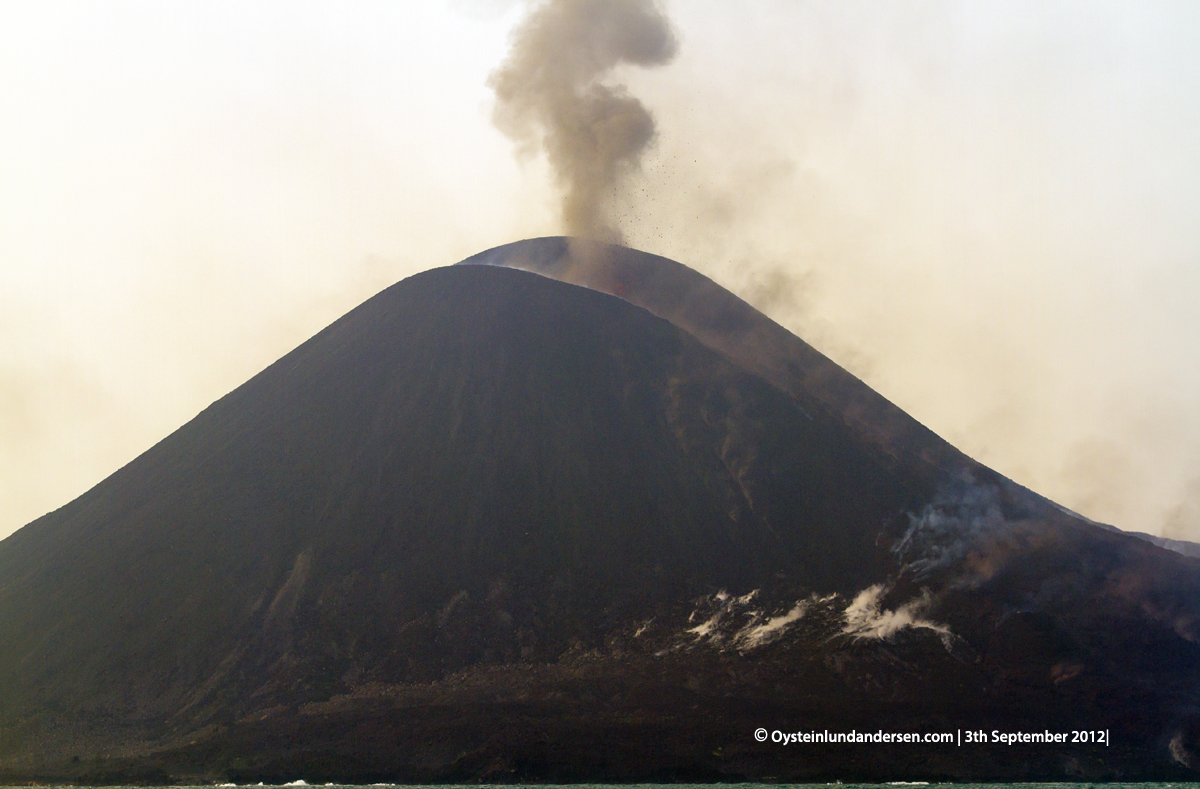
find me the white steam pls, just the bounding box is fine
[737,601,809,650]
[682,589,839,652]
[842,584,951,643]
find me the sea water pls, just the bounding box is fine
[3,783,1198,789]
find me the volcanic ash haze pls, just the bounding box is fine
[3,3,1200,546]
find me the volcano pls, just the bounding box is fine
[2,239,1200,783]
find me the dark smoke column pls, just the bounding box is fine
[490,0,677,243]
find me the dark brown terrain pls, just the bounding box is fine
[2,238,1200,783]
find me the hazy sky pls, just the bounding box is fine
[2,1,1199,543]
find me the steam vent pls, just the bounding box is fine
[3,238,1200,783]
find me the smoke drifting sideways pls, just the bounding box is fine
[489,0,677,243]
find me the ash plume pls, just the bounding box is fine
[489,0,677,242]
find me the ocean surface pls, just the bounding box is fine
[3,784,1198,789]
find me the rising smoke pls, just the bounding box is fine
[489,0,677,242]
[892,473,1008,580]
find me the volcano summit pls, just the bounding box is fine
[2,239,1200,782]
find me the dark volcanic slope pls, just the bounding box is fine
[461,237,967,474]
[3,245,1200,783]
[0,263,927,770]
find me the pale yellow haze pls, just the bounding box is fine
[2,1,1199,543]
